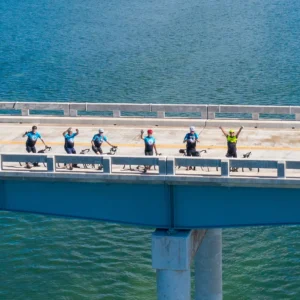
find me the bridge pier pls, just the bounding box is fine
[156,269,191,300]
[195,229,222,300]
[152,229,208,300]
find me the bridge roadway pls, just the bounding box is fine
[1,120,300,176]
[2,117,300,300]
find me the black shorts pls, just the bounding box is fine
[145,150,153,156]
[65,147,76,154]
[92,145,103,154]
[186,148,197,157]
[226,151,237,158]
[26,145,36,153]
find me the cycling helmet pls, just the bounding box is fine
[190,126,195,132]
[147,129,153,134]
[99,128,104,133]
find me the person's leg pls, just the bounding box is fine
[64,147,73,169]
[92,146,99,154]
[186,149,192,170]
[144,151,153,172]
[71,148,80,168]
[97,147,104,169]
[25,145,32,168]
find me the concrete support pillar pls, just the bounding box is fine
[208,112,215,119]
[103,156,111,173]
[47,156,55,172]
[157,111,165,118]
[252,113,259,120]
[158,157,167,175]
[157,269,191,300]
[221,160,229,177]
[70,109,78,117]
[166,157,175,175]
[21,109,29,116]
[195,229,222,300]
[113,110,121,117]
[201,110,208,120]
[152,229,206,300]
[63,107,70,116]
[277,161,286,178]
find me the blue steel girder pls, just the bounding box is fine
[1,178,300,228]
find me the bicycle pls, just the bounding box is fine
[178,149,207,171]
[56,148,90,169]
[62,146,118,170]
[93,146,118,170]
[19,146,52,168]
[122,153,162,173]
[216,152,260,173]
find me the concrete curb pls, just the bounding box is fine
[1,115,300,129]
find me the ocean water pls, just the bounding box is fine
[1,0,300,299]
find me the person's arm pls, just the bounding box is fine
[183,134,187,143]
[153,143,158,155]
[140,130,144,140]
[22,131,28,138]
[106,140,116,148]
[236,126,243,138]
[37,133,47,147]
[75,129,79,136]
[196,133,200,143]
[62,128,70,137]
[40,138,47,147]
[219,127,227,137]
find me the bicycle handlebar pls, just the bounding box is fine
[80,149,90,154]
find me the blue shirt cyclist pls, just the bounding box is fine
[23,125,47,151]
[140,129,158,156]
[183,126,199,156]
[91,128,116,154]
[63,127,79,154]
[22,125,48,168]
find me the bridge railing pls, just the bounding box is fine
[1,154,300,179]
[1,102,300,120]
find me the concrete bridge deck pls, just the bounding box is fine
[1,119,300,176]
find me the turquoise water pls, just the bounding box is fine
[1,0,300,299]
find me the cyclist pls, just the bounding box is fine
[140,129,158,172]
[91,129,116,155]
[140,129,158,156]
[183,126,199,156]
[219,126,243,158]
[23,125,48,169]
[183,126,199,170]
[62,127,79,170]
[91,128,117,170]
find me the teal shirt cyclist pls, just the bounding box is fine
[140,129,158,156]
[91,129,116,154]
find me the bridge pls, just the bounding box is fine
[1,102,300,299]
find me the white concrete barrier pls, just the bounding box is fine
[2,154,300,179]
[1,102,300,121]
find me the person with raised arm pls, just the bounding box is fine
[62,127,79,170]
[219,126,243,158]
[140,129,158,173]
